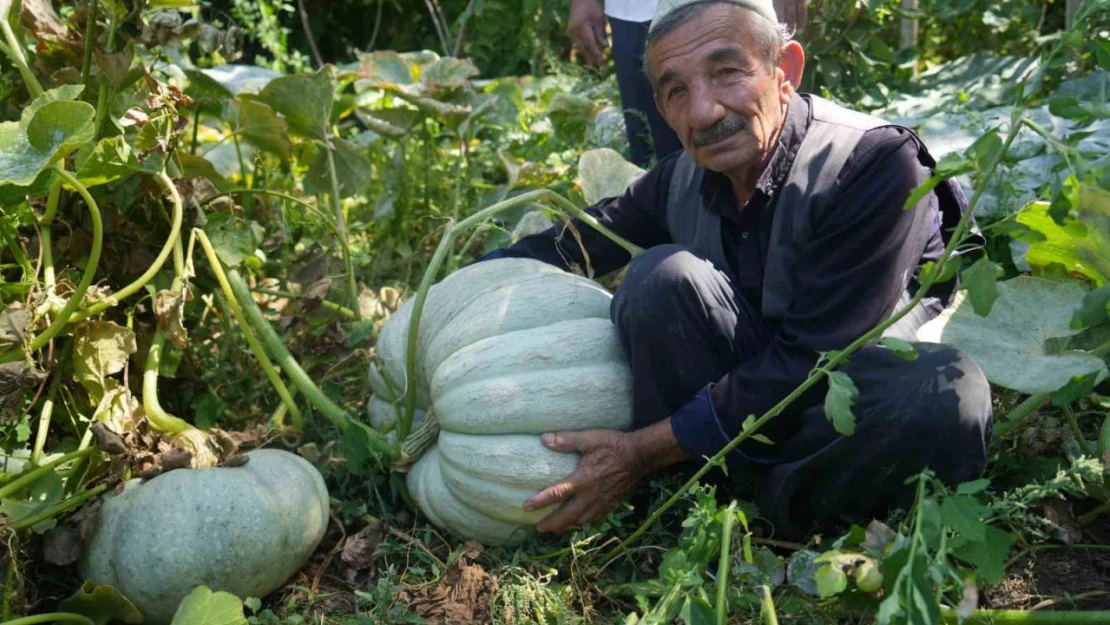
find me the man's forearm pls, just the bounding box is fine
[629,417,692,476]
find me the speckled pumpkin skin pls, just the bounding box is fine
[80,449,329,625]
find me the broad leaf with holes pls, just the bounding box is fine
[0,99,96,186]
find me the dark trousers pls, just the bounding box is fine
[609,17,683,168]
[610,245,993,537]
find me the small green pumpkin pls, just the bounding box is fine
[81,449,329,625]
[371,258,634,545]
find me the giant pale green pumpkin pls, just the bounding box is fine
[371,258,634,546]
[81,449,329,625]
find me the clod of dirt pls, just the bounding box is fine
[91,423,129,456]
[43,526,83,566]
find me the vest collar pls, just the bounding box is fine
[697,92,811,217]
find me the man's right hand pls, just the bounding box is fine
[568,0,608,65]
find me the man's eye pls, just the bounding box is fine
[667,86,687,100]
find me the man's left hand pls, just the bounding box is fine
[523,430,645,532]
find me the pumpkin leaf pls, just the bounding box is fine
[950,525,1014,585]
[1017,190,1110,287]
[824,371,858,436]
[0,100,96,186]
[237,100,291,159]
[203,213,260,268]
[259,70,334,140]
[961,257,1005,316]
[0,469,64,533]
[307,139,371,199]
[917,276,1109,394]
[170,586,248,625]
[1070,284,1110,330]
[577,148,645,205]
[75,137,143,187]
[58,581,143,625]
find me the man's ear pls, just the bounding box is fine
[777,41,805,97]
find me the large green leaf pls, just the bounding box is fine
[577,148,644,205]
[236,100,291,159]
[307,138,371,199]
[58,582,143,625]
[169,586,247,625]
[259,70,334,140]
[75,137,143,187]
[204,213,260,267]
[0,100,96,186]
[1017,188,1110,287]
[20,85,86,125]
[917,276,1108,394]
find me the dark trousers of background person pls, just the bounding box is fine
[609,17,683,168]
[611,245,994,538]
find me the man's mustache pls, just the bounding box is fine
[691,114,749,147]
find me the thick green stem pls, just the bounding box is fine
[1063,404,1095,456]
[0,614,96,625]
[758,586,779,625]
[941,607,1110,624]
[70,171,185,323]
[196,230,304,430]
[40,182,62,288]
[142,332,192,435]
[397,189,642,442]
[0,168,103,364]
[12,484,106,530]
[325,138,360,314]
[606,109,1029,562]
[225,269,394,457]
[79,0,99,85]
[0,19,44,98]
[716,502,737,625]
[0,447,95,500]
[30,342,70,465]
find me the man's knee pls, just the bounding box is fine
[611,244,728,332]
[855,342,993,480]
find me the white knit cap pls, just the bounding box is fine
[649,0,780,33]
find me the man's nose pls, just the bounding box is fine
[687,83,726,130]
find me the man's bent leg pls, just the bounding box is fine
[759,343,992,537]
[611,244,770,428]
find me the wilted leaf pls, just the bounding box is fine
[20,0,69,41]
[203,213,259,267]
[419,57,479,96]
[91,386,141,434]
[95,46,135,87]
[0,305,31,349]
[169,586,247,625]
[863,519,897,555]
[259,70,334,140]
[961,257,1004,316]
[341,521,383,570]
[73,321,138,392]
[917,277,1108,393]
[824,371,858,436]
[154,289,188,348]
[237,100,291,159]
[58,581,143,625]
[358,50,415,86]
[0,362,47,422]
[577,148,645,205]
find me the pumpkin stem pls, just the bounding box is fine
[396,409,439,469]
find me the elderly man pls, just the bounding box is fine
[487,0,992,537]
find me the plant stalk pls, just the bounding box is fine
[248,288,357,319]
[225,269,394,457]
[12,484,107,530]
[0,614,96,625]
[79,0,99,85]
[0,18,44,98]
[940,607,1110,624]
[71,170,185,323]
[716,502,737,625]
[142,332,192,435]
[196,230,304,430]
[325,138,360,314]
[0,448,96,501]
[31,342,70,465]
[758,586,779,625]
[0,168,103,364]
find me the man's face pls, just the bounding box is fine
[649,5,791,176]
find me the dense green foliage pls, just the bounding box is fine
[0,0,1109,624]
